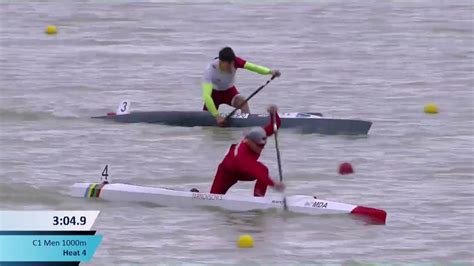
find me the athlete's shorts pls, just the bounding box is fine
[203,86,240,111]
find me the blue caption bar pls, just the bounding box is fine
[0,235,102,262]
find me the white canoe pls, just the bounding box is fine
[70,183,387,224]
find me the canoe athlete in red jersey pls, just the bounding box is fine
[210,105,285,197]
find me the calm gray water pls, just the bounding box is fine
[1,0,473,264]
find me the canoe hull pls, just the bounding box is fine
[93,111,372,135]
[70,183,386,224]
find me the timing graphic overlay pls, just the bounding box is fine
[0,211,102,265]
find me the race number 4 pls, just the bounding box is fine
[116,100,131,115]
[101,165,109,184]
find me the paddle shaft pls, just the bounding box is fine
[273,113,287,210]
[225,75,276,120]
[273,116,283,182]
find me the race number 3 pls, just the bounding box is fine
[116,100,131,115]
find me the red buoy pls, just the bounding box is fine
[339,162,354,175]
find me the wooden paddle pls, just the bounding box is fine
[273,112,287,210]
[224,75,276,121]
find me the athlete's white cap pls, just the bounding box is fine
[245,127,267,145]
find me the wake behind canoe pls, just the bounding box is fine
[92,111,372,135]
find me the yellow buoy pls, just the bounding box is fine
[424,103,438,114]
[237,234,254,248]
[45,25,57,35]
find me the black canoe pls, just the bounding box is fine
[93,111,372,135]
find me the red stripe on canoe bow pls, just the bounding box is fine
[351,206,387,225]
